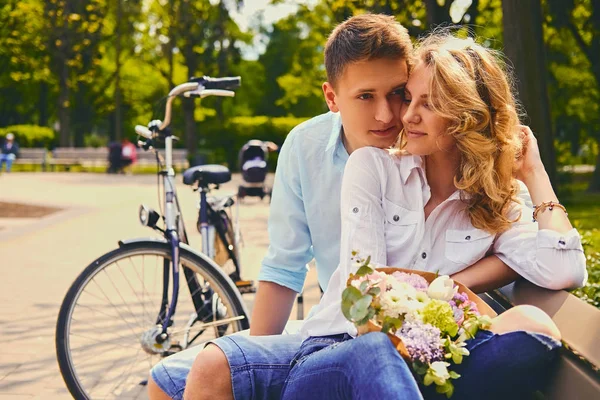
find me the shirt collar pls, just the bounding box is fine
[404,155,471,201]
[399,152,424,185]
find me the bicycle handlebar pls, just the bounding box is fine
[136,76,241,136]
[183,89,235,98]
[135,125,153,139]
[190,76,241,90]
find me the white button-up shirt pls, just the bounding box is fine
[301,147,587,339]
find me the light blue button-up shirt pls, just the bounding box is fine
[258,112,348,293]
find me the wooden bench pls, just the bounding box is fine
[482,282,600,399]
[13,148,49,171]
[48,147,189,171]
[48,147,108,171]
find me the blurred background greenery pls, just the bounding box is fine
[0,0,599,305]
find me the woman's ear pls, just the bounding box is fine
[322,82,340,113]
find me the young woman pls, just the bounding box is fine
[281,33,587,400]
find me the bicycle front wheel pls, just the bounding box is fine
[56,240,249,400]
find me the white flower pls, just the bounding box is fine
[427,275,457,301]
[379,281,423,319]
[430,361,451,380]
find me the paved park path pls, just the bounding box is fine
[0,172,320,399]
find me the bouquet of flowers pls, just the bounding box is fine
[341,255,495,398]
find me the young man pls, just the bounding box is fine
[149,14,518,400]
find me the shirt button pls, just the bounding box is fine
[352,207,359,213]
[465,235,471,240]
[421,252,427,259]
[393,215,400,222]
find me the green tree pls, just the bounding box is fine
[546,0,600,191]
[44,0,110,146]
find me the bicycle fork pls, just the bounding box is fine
[157,135,181,339]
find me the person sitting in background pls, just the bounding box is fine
[0,133,20,173]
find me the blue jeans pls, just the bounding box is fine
[151,333,303,400]
[0,153,15,172]
[151,330,560,400]
[281,332,423,400]
[283,330,561,400]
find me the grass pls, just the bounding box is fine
[8,162,181,174]
[558,178,600,308]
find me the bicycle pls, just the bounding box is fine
[56,76,253,400]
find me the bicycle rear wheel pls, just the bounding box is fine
[56,240,248,400]
[214,210,241,274]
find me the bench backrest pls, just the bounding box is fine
[51,147,188,162]
[136,149,188,161]
[18,148,47,158]
[53,147,108,159]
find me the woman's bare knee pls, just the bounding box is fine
[184,344,233,400]
[489,305,561,341]
[148,375,172,400]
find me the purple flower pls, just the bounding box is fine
[453,307,464,324]
[392,272,429,292]
[452,291,469,305]
[397,320,445,364]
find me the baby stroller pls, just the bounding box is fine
[238,140,277,201]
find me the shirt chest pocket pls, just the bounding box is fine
[445,228,495,267]
[383,199,420,247]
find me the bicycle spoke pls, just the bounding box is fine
[101,268,147,332]
[59,246,246,399]
[116,258,156,325]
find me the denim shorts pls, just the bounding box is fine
[151,329,560,400]
[150,333,303,400]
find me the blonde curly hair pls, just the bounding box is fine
[398,33,524,234]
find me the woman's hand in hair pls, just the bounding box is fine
[513,125,546,183]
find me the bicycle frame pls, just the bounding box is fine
[135,77,242,339]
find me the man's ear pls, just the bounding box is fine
[322,82,339,113]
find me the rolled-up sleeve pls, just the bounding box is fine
[493,202,588,290]
[258,133,313,293]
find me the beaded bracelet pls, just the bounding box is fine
[532,201,567,222]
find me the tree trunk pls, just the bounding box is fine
[38,81,49,127]
[182,98,197,156]
[502,0,557,186]
[424,0,452,28]
[114,0,123,141]
[58,60,71,146]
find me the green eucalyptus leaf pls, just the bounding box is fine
[359,280,369,292]
[355,306,376,326]
[341,286,363,320]
[349,294,373,321]
[355,265,374,277]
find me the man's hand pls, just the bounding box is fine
[249,281,298,335]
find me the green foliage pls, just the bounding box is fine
[560,184,600,308]
[0,125,55,147]
[571,229,600,308]
[83,133,109,148]
[199,115,309,169]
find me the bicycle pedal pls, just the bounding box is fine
[235,280,256,294]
